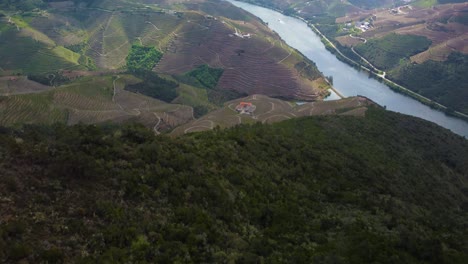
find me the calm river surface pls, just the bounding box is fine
[228,0,468,137]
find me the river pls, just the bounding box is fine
[227,0,468,138]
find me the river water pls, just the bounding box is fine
[227,0,468,137]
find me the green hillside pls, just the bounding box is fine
[1,4,467,264]
[0,0,328,101]
[1,107,467,263]
[0,28,84,75]
[355,33,432,71]
[390,52,468,114]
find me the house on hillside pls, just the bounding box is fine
[235,102,256,114]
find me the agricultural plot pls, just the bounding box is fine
[0,76,53,95]
[171,95,374,136]
[410,34,468,63]
[354,33,432,70]
[2,0,329,102]
[0,93,67,126]
[0,0,334,130]
[85,11,183,69]
[0,28,83,74]
[28,13,86,47]
[172,82,218,117]
[156,13,328,101]
[337,2,468,64]
[335,2,468,114]
[0,75,193,130]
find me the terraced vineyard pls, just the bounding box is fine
[0,0,331,103]
[0,93,67,125]
[171,95,374,135]
[0,75,193,130]
[81,9,185,69]
[0,0,340,132]
[0,76,53,95]
[156,13,329,100]
[0,28,84,75]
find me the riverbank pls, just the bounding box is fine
[228,0,468,137]
[230,1,468,122]
[293,16,468,121]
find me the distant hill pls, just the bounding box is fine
[1,107,467,263]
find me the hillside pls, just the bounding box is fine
[0,0,329,101]
[332,1,468,114]
[0,74,193,131]
[238,0,468,114]
[1,107,467,263]
[1,4,467,264]
[172,94,374,135]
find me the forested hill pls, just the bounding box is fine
[1,107,467,263]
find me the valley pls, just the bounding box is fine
[0,1,467,263]
[238,0,468,117]
[229,0,468,137]
[1,0,466,136]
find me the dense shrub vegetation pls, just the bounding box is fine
[186,65,224,90]
[125,72,178,102]
[355,33,432,70]
[27,71,71,86]
[0,0,45,11]
[174,65,244,106]
[126,45,163,74]
[452,13,468,26]
[389,52,468,114]
[1,107,467,263]
[174,65,224,90]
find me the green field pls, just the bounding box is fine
[355,33,432,71]
[413,0,438,8]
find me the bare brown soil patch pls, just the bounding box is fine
[336,35,363,47]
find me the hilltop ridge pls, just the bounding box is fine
[1,107,467,262]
